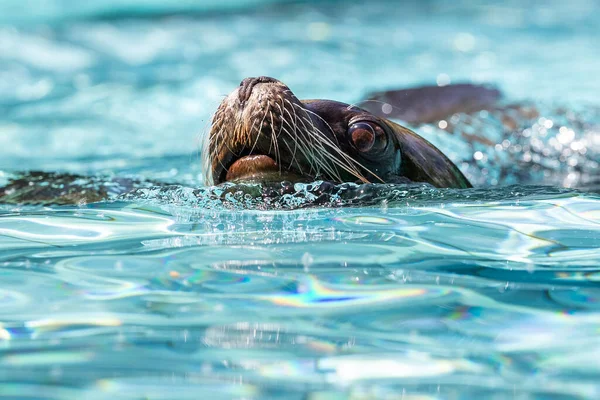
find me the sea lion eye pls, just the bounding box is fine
[348,121,387,153]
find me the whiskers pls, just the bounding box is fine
[292,102,383,183]
[201,111,219,185]
[203,94,384,185]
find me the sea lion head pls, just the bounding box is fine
[203,76,471,188]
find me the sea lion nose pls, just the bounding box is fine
[238,76,279,104]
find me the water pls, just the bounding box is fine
[1,0,600,398]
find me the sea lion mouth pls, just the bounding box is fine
[225,154,279,182]
[222,153,308,183]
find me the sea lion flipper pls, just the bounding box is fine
[390,122,472,189]
[362,84,501,124]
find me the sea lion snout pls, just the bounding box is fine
[203,76,317,185]
[237,76,280,104]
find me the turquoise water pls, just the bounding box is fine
[1,0,600,398]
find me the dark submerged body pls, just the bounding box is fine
[362,83,501,124]
[0,172,148,205]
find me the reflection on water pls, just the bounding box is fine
[1,0,600,398]
[1,190,599,398]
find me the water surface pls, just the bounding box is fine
[1,0,600,398]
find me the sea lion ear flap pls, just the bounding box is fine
[388,121,472,189]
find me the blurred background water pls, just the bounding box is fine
[1,0,600,399]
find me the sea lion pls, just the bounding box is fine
[203,76,471,189]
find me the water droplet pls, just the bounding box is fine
[436,73,451,87]
[454,32,476,52]
[302,252,313,272]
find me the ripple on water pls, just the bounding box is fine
[0,189,598,398]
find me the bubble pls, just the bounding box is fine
[557,127,575,144]
[436,73,451,87]
[307,22,331,41]
[381,103,393,114]
[454,32,476,52]
[301,252,314,272]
